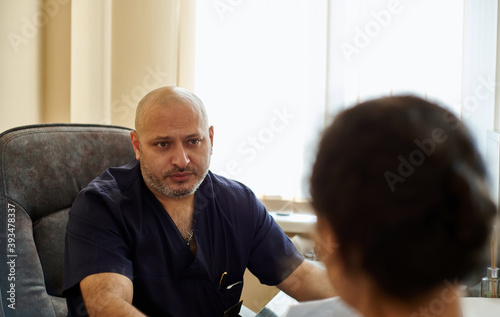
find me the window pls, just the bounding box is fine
[195,0,468,200]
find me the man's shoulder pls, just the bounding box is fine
[199,172,266,224]
[70,159,142,222]
[84,159,141,195]
[198,171,261,210]
[206,171,254,196]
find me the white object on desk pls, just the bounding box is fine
[283,297,360,317]
[269,212,316,234]
[240,305,257,317]
[461,297,500,317]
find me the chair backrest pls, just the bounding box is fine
[0,124,135,317]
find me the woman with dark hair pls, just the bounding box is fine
[285,96,497,316]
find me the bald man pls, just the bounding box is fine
[62,87,334,317]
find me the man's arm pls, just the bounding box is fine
[80,272,146,317]
[277,260,336,302]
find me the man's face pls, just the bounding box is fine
[132,102,214,199]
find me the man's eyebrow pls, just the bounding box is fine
[151,133,202,141]
[152,136,172,141]
[186,133,202,139]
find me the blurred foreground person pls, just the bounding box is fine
[285,96,496,317]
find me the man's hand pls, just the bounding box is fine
[277,260,336,302]
[80,272,146,317]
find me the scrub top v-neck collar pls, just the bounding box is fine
[143,179,210,279]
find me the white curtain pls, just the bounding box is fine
[195,0,496,200]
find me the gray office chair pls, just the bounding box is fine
[0,124,135,316]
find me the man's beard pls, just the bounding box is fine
[140,158,208,198]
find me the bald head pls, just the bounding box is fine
[135,86,209,135]
[130,86,214,200]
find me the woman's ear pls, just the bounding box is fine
[314,215,339,262]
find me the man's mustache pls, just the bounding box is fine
[162,166,197,179]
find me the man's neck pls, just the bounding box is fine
[156,193,195,215]
[155,193,198,254]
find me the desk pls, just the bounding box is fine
[245,292,500,317]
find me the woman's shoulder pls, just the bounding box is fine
[283,296,362,317]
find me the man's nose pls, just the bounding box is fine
[171,145,190,169]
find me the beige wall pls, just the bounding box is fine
[42,0,71,124]
[110,0,180,128]
[0,0,44,132]
[0,0,195,133]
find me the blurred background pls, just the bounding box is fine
[0,0,498,203]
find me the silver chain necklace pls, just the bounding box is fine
[186,228,194,246]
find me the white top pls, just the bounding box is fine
[283,296,500,317]
[283,297,361,317]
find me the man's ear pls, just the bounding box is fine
[130,130,141,160]
[208,126,214,154]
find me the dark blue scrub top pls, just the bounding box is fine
[63,159,303,317]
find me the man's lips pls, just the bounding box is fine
[169,173,193,182]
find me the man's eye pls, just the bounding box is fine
[189,139,201,145]
[156,142,168,148]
